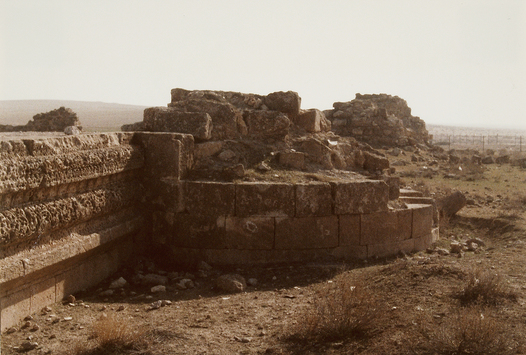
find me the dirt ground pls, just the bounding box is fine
[2,145,526,355]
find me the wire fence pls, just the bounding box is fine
[430,134,524,152]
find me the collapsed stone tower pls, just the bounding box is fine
[126,89,393,179]
[0,106,82,132]
[325,93,429,147]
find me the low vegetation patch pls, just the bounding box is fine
[456,267,517,306]
[413,306,521,355]
[286,277,385,345]
[72,314,151,355]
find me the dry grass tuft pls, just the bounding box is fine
[414,306,521,355]
[456,268,517,306]
[72,314,150,355]
[287,277,385,344]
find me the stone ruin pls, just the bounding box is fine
[0,88,437,331]
[0,106,82,133]
[325,93,430,147]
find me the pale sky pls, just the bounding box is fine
[1,1,525,129]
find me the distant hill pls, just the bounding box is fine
[0,100,148,131]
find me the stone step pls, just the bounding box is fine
[399,188,424,197]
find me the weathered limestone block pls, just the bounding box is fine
[278,151,305,170]
[185,182,235,216]
[243,110,291,140]
[0,183,139,256]
[360,209,412,245]
[0,146,144,194]
[224,217,274,249]
[121,121,145,132]
[332,180,389,214]
[437,191,466,218]
[295,182,332,217]
[295,109,331,132]
[143,107,212,141]
[236,183,295,217]
[169,214,227,249]
[339,214,360,246]
[22,133,133,156]
[275,216,339,249]
[0,140,28,158]
[194,141,223,160]
[363,151,390,171]
[136,133,194,181]
[171,88,267,111]
[382,176,400,200]
[169,98,247,140]
[301,138,333,168]
[264,91,301,116]
[409,204,434,238]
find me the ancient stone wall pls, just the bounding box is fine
[326,94,430,147]
[148,179,437,265]
[0,133,144,331]
[1,91,438,331]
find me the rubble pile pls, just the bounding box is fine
[325,93,430,147]
[0,107,81,132]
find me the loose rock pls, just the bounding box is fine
[216,274,247,293]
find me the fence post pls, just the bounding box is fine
[448,135,451,151]
[521,136,523,153]
[482,136,485,153]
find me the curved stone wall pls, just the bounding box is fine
[152,180,437,265]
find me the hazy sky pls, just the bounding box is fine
[1,1,525,129]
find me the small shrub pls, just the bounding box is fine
[414,307,520,355]
[73,314,150,355]
[287,277,385,344]
[456,268,517,306]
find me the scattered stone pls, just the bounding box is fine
[117,305,125,312]
[49,334,56,339]
[30,324,40,331]
[20,341,39,351]
[21,321,32,329]
[109,277,127,289]
[216,274,247,293]
[64,125,81,135]
[466,238,485,251]
[151,285,166,293]
[6,327,17,334]
[438,191,467,218]
[450,242,463,254]
[66,294,76,303]
[63,317,73,321]
[435,248,450,256]
[257,161,271,171]
[24,315,33,321]
[41,306,52,314]
[234,336,252,343]
[149,300,163,310]
[161,300,172,306]
[247,278,258,286]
